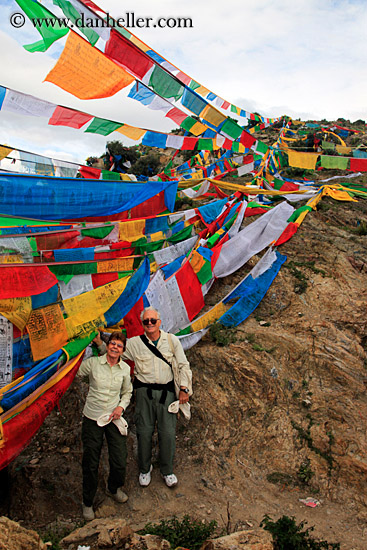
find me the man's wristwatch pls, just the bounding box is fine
[180,387,189,394]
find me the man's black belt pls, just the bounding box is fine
[133,378,175,404]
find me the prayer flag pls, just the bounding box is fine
[14,0,69,52]
[45,32,134,100]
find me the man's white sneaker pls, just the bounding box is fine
[162,473,178,487]
[82,504,95,521]
[139,465,153,487]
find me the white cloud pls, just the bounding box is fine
[0,0,365,165]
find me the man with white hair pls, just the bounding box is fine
[123,306,192,488]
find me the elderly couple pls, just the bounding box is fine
[77,307,192,521]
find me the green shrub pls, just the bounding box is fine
[139,515,218,549]
[209,323,237,346]
[261,515,340,549]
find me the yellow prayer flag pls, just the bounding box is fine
[27,304,69,361]
[150,261,158,274]
[97,258,135,272]
[191,302,228,332]
[287,150,319,170]
[116,124,146,141]
[65,316,106,342]
[189,121,208,137]
[129,35,150,52]
[118,219,146,241]
[323,187,357,202]
[0,255,23,263]
[64,277,130,329]
[45,31,134,100]
[201,105,226,127]
[0,296,32,330]
[119,173,134,181]
[195,85,210,96]
[0,146,13,162]
[149,231,165,242]
[336,145,352,156]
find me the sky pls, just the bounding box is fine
[0,0,366,165]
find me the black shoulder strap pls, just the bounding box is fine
[140,334,172,368]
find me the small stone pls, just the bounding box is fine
[29,458,39,465]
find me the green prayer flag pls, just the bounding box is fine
[53,0,99,45]
[168,224,193,244]
[85,118,122,136]
[221,118,243,140]
[197,139,213,151]
[81,225,114,239]
[189,80,201,91]
[101,170,122,181]
[15,0,69,52]
[164,160,173,176]
[149,66,184,100]
[273,178,284,190]
[197,260,212,285]
[287,205,312,223]
[321,141,335,151]
[320,155,349,170]
[255,141,269,155]
[175,326,191,336]
[63,334,96,360]
[180,117,196,132]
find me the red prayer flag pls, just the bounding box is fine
[166,107,187,125]
[274,222,299,245]
[48,106,93,129]
[79,166,101,179]
[130,191,166,218]
[182,137,198,150]
[223,138,233,150]
[0,266,58,299]
[175,261,204,321]
[105,29,154,79]
[176,71,191,85]
[91,272,119,288]
[349,158,367,172]
[123,297,144,337]
[240,130,256,148]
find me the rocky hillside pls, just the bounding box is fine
[0,176,366,550]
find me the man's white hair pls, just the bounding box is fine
[140,307,161,321]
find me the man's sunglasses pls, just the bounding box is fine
[109,340,124,349]
[142,318,159,326]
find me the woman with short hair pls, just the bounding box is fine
[78,331,132,521]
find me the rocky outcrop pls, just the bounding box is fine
[60,518,171,549]
[0,516,48,550]
[201,529,273,550]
